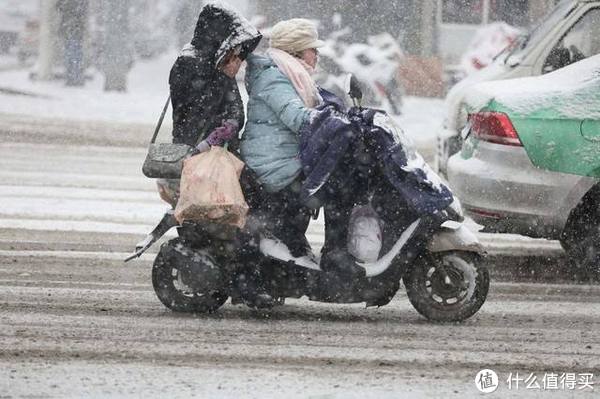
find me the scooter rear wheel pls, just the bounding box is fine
[404,251,489,322]
[151,243,228,313]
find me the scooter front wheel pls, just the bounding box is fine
[151,242,228,313]
[404,251,489,322]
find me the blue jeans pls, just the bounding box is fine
[64,37,84,86]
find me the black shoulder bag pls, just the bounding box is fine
[141,96,196,179]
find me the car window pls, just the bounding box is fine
[543,8,600,74]
[501,0,576,63]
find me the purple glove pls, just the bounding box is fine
[205,120,238,146]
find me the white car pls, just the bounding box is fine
[447,54,600,270]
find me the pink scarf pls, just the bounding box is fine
[266,48,321,108]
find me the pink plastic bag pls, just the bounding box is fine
[174,147,249,228]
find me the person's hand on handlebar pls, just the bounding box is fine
[195,120,239,153]
[348,107,376,125]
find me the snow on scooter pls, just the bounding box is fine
[126,75,489,322]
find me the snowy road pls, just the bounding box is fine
[2,142,598,398]
[1,235,599,398]
[0,142,565,256]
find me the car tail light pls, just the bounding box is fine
[465,206,503,220]
[469,112,522,146]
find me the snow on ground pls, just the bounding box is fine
[0,52,23,71]
[0,51,442,150]
[394,96,444,157]
[0,52,174,126]
[0,360,480,399]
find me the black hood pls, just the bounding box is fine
[188,2,262,68]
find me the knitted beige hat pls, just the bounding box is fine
[269,18,325,54]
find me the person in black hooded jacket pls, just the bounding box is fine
[166,4,275,309]
[169,3,262,150]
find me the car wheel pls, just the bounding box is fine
[567,227,600,282]
[560,185,600,253]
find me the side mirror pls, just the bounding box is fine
[345,74,363,107]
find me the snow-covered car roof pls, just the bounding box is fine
[466,53,600,120]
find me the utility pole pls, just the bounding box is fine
[100,0,132,92]
[37,0,59,80]
[420,0,437,57]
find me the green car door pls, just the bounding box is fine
[502,81,600,178]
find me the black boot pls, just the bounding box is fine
[320,246,366,279]
[233,266,274,309]
[283,233,316,260]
